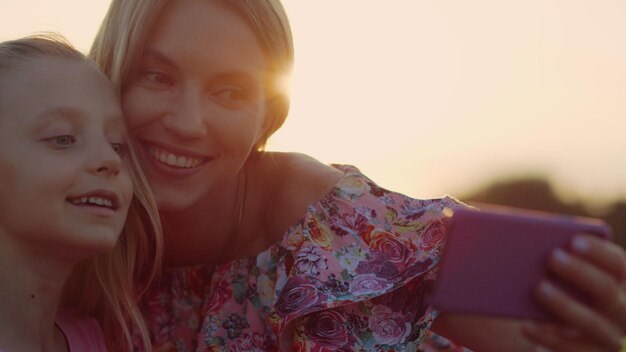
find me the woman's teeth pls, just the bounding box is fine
[148,147,203,168]
[70,196,114,208]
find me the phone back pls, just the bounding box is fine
[428,205,612,320]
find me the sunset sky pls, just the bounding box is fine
[2,0,624,207]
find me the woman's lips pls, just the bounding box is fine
[147,144,205,168]
[139,141,213,178]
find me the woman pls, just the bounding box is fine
[91,0,626,350]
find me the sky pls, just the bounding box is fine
[1,0,625,207]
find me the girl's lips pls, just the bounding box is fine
[67,190,120,209]
[66,190,122,217]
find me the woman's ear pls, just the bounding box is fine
[254,97,275,149]
[255,93,289,150]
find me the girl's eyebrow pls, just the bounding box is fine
[32,106,83,125]
[31,106,126,132]
[104,114,128,135]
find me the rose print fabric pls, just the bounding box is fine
[141,165,471,351]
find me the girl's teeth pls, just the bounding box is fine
[70,196,114,208]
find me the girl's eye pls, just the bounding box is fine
[46,135,76,149]
[111,143,128,156]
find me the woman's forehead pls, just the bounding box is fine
[144,0,266,71]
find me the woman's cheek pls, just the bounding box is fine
[122,87,160,129]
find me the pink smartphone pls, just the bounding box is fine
[427,204,613,321]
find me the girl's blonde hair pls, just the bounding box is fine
[90,0,294,150]
[0,34,163,352]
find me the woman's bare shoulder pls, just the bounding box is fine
[254,152,344,234]
[272,152,343,190]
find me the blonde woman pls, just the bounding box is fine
[0,34,162,351]
[91,1,626,351]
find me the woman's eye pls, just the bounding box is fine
[111,143,128,156]
[46,135,76,149]
[141,71,175,87]
[214,87,249,103]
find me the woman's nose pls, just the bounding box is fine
[161,89,209,139]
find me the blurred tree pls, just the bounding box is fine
[461,177,625,248]
[605,202,626,248]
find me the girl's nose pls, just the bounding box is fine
[90,143,122,177]
[161,89,209,139]
[95,162,121,176]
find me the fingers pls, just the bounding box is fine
[548,248,625,317]
[569,235,626,283]
[521,321,606,352]
[534,280,623,351]
[548,235,626,329]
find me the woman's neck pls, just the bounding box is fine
[159,153,285,266]
[160,170,252,266]
[0,238,72,352]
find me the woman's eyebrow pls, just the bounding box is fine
[142,48,177,68]
[212,70,260,84]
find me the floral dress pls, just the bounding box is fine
[141,165,471,352]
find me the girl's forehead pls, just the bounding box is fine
[0,57,122,129]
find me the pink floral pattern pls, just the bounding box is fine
[139,165,471,351]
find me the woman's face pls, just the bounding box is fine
[122,0,268,212]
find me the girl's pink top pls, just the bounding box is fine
[55,309,107,351]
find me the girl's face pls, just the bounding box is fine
[122,0,268,212]
[0,58,133,259]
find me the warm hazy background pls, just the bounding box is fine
[1,1,624,240]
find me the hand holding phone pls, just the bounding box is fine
[427,205,613,321]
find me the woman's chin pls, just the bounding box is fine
[154,193,197,214]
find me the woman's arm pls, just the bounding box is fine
[431,314,536,352]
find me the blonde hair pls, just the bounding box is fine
[0,34,163,352]
[91,0,294,150]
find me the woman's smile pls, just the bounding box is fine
[148,145,204,169]
[137,139,215,179]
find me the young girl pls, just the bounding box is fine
[0,34,162,351]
